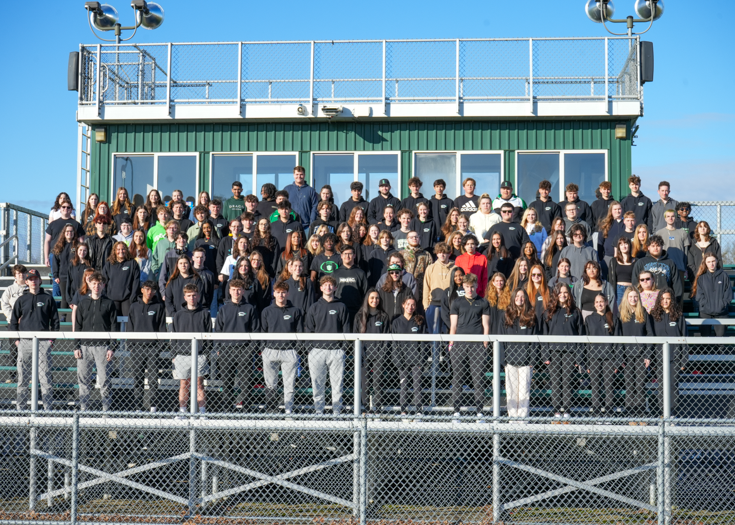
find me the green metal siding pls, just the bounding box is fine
[91,120,632,200]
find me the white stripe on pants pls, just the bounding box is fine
[262,348,298,412]
[77,345,112,410]
[308,348,345,415]
[505,364,532,418]
[16,340,53,410]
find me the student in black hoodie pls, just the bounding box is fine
[430,179,454,234]
[65,243,93,308]
[367,230,396,287]
[590,181,615,233]
[584,293,619,418]
[448,273,491,423]
[529,180,561,234]
[693,254,731,338]
[158,233,192,295]
[191,248,216,311]
[440,267,466,332]
[260,280,305,415]
[215,279,261,411]
[281,259,316,313]
[164,255,205,316]
[650,288,689,417]
[501,288,539,421]
[305,276,351,415]
[333,245,368,323]
[88,216,114,272]
[172,284,212,417]
[310,201,339,235]
[615,287,655,423]
[74,272,119,411]
[378,263,415,321]
[620,175,652,230]
[354,289,391,413]
[310,233,341,282]
[271,200,305,249]
[543,283,585,420]
[127,281,167,412]
[631,235,683,303]
[401,177,431,219]
[559,183,593,227]
[367,179,401,224]
[675,202,697,241]
[339,181,368,223]
[10,269,59,411]
[391,296,427,418]
[51,224,79,311]
[103,241,141,317]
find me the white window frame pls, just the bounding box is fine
[110,152,200,202]
[412,150,505,198]
[310,151,402,198]
[209,151,300,196]
[514,150,609,202]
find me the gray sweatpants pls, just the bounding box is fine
[77,345,112,411]
[262,348,299,412]
[308,348,345,415]
[16,340,53,410]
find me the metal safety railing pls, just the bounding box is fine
[0,203,48,271]
[0,333,733,524]
[77,37,641,113]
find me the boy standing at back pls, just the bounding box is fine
[430,179,454,233]
[224,181,246,221]
[656,209,690,288]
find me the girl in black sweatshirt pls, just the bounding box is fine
[281,258,316,313]
[584,293,619,417]
[543,283,585,419]
[615,286,655,421]
[51,224,79,310]
[502,288,539,420]
[165,255,205,316]
[65,243,93,308]
[354,289,391,413]
[391,296,426,417]
[485,272,511,333]
[650,288,689,417]
[102,241,141,317]
[693,254,731,338]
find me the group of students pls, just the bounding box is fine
[3,167,729,418]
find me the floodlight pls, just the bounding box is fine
[634,0,664,21]
[584,0,615,23]
[134,1,164,30]
[87,3,119,30]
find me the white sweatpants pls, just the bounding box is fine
[505,364,532,419]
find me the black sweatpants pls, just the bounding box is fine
[113,299,131,318]
[130,343,161,410]
[361,344,388,410]
[625,357,648,411]
[548,351,577,412]
[700,313,727,338]
[391,343,423,412]
[588,358,616,411]
[218,343,253,410]
[450,343,487,413]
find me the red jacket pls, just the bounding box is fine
[455,252,488,296]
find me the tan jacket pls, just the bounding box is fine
[422,259,455,309]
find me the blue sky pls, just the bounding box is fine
[0,0,731,211]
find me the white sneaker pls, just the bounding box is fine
[563,412,571,418]
[150,407,157,413]
[476,413,486,424]
[401,413,411,423]
[452,412,461,424]
[176,409,186,421]
[284,410,294,422]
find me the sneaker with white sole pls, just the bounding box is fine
[476,413,486,424]
[452,412,461,424]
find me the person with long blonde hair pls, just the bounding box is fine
[631,224,650,259]
[507,257,529,292]
[486,271,511,332]
[616,286,654,423]
[521,208,548,254]
[440,207,461,242]
[693,254,731,338]
[687,220,722,280]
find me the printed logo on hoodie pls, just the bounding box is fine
[238,312,247,317]
[329,310,337,315]
[411,327,419,332]
[148,311,155,316]
[122,266,129,271]
[283,315,292,320]
[375,321,383,326]
[37,302,44,307]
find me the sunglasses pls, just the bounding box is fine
[389,270,402,275]
[639,277,652,282]
[531,273,543,277]
[61,206,72,210]
[501,210,512,214]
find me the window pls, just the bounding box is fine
[414,151,503,198]
[210,153,298,200]
[111,153,199,207]
[312,152,400,207]
[516,151,607,205]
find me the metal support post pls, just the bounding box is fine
[604,37,609,113]
[354,339,362,416]
[430,309,439,407]
[47,441,54,507]
[455,39,460,114]
[359,417,367,525]
[381,40,386,115]
[662,343,671,419]
[236,42,243,115]
[26,210,32,263]
[493,340,501,419]
[353,339,362,517]
[662,343,672,524]
[31,337,39,412]
[12,209,18,263]
[657,420,665,525]
[166,43,172,115]
[309,41,315,115]
[528,39,534,114]
[70,413,80,525]
[0,205,8,269]
[492,340,501,523]
[190,338,198,414]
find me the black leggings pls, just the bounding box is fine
[700,313,727,338]
[113,299,131,318]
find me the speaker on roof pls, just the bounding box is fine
[68,52,80,92]
[640,41,654,84]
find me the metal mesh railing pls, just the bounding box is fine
[0,203,48,271]
[77,37,642,109]
[691,201,735,265]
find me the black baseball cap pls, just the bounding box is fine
[500,181,513,189]
[379,179,391,187]
[25,269,41,280]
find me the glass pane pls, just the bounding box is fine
[415,153,456,197]
[157,156,198,206]
[460,154,502,198]
[564,153,606,204]
[358,154,399,202]
[211,155,253,200]
[113,155,153,207]
[314,154,355,207]
[256,155,297,194]
[517,153,560,205]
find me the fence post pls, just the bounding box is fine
[189,337,198,516]
[353,339,362,518]
[29,337,39,510]
[662,343,672,525]
[381,40,386,115]
[309,41,315,115]
[492,339,501,523]
[528,38,534,114]
[662,343,671,419]
[70,413,80,525]
[31,337,39,412]
[190,338,198,414]
[493,340,501,419]
[657,420,665,525]
[455,39,460,114]
[0,204,8,269]
[236,42,242,116]
[12,209,18,265]
[166,43,172,116]
[354,338,362,416]
[26,210,32,263]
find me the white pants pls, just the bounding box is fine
[505,364,532,418]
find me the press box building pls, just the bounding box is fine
[71,37,647,212]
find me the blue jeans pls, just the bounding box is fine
[425,305,443,334]
[49,254,60,298]
[616,285,626,307]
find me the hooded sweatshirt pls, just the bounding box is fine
[339,197,368,223]
[590,197,615,232]
[74,294,119,346]
[401,193,431,219]
[650,198,680,233]
[621,192,653,228]
[560,198,593,226]
[88,235,114,272]
[492,194,527,223]
[260,301,304,346]
[423,259,455,309]
[284,276,316,313]
[632,249,683,301]
[158,248,193,295]
[695,268,732,317]
[283,183,319,228]
[559,244,598,281]
[215,300,260,333]
[127,296,167,332]
[164,274,206,316]
[103,259,141,303]
[10,289,60,333]
[430,194,454,232]
[1,282,27,321]
[529,198,561,234]
[305,297,351,347]
[172,305,212,355]
[367,193,401,224]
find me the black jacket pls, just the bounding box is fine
[501,317,539,366]
[271,219,304,250]
[529,199,561,234]
[74,295,119,349]
[367,246,396,287]
[560,198,593,226]
[10,290,60,333]
[339,197,368,223]
[367,193,401,224]
[401,194,431,218]
[583,312,620,363]
[309,218,339,235]
[378,284,415,321]
[171,305,212,355]
[632,250,683,302]
[215,300,261,333]
[590,197,615,232]
[87,235,114,272]
[687,240,722,281]
[103,259,141,302]
[410,218,438,250]
[65,262,93,304]
[127,297,167,332]
[216,236,235,279]
[621,192,653,229]
[164,274,206,316]
[52,243,74,284]
[695,268,732,317]
[651,311,689,369]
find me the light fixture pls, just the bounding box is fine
[296,105,307,116]
[615,123,627,140]
[84,0,165,43]
[584,0,664,36]
[321,106,343,118]
[94,127,107,143]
